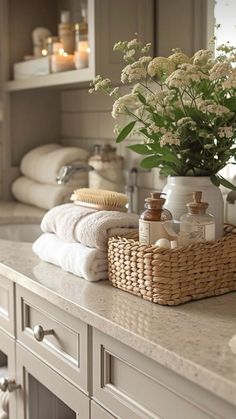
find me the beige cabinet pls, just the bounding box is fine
[93,329,236,419]
[16,285,89,393]
[0,328,18,419]
[156,0,207,56]
[16,343,89,419]
[0,275,236,419]
[0,275,15,337]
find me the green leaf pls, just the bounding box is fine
[224,97,236,111]
[218,175,236,191]
[140,155,163,169]
[137,92,146,105]
[116,121,136,143]
[127,144,152,155]
[210,174,220,187]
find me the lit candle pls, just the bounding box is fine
[74,41,89,69]
[52,42,63,54]
[51,49,75,73]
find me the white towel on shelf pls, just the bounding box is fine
[41,203,139,250]
[21,143,90,185]
[32,233,108,282]
[11,177,79,210]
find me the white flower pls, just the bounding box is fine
[139,56,152,64]
[165,69,189,88]
[123,49,136,61]
[147,124,166,136]
[197,99,230,116]
[222,69,236,89]
[209,62,231,80]
[192,49,212,65]
[177,117,197,130]
[147,57,175,78]
[127,38,141,49]
[121,61,147,83]
[168,51,190,66]
[160,132,180,147]
[111,93,140,119]
[218,126,234,138]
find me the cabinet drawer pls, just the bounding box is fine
[93,329,236,419]
[0,275,15,336]
[16,285,89,393]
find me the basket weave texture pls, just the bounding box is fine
[108,232,236,306]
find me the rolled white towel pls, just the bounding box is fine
[12,177,81,210]
[21,143,90,185]
[33,233,108,282]
[41,203,139,250]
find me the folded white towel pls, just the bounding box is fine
[41,203,139,250]
[12,177,81,210]
[33,233,108,281]
[21,143,90,185]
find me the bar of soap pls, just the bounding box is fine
[155,238,171,248]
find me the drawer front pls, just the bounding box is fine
[0,275,15,336]
[16,343,89,419]
[16,285,89,393]
[93,329,236,419]
[91,401,116,419]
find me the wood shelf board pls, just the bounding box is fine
[5,68,94,92]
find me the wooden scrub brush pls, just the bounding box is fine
[71,188,128,212]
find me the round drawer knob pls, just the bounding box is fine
[33,325,54,342]
[0,377,21,392]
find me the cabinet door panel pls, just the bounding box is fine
[0,275,15,336]
[16,343,89,419]
[0,328,17,419]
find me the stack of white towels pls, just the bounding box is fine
[33,203,139,282]
[12,144,89,210]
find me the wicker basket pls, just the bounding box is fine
[108,229,236,306]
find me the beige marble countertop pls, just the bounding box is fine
[0,201,45,224]
[0,202,236,407]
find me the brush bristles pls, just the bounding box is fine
[71,188,128,208]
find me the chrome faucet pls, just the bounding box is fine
[56,163,94,184]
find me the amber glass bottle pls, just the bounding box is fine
[139,192,172,244]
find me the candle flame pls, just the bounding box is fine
[58,48,68,56]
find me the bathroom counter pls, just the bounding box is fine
[0,201,45,224]
[0,239,235,407]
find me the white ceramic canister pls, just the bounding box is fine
[162,176,224,239]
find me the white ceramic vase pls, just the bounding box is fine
[162,176,224,239]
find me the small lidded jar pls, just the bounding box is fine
[180,191,215,242]
[139,192,172,244]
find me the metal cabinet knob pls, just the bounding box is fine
[33,325,54,342]
[0,377,21,392]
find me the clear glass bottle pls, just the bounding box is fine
[58,10,74,53]
[139,193,172,244]
[180,191,215,243]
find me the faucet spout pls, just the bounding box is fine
[56,163,94,184]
